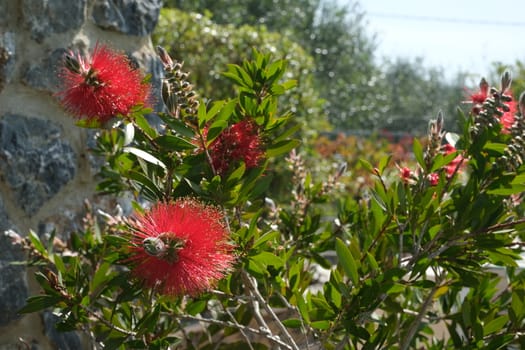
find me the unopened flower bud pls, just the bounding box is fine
[156,46,174,70]
[519,91,525,116]
[436,111,444,132]
[264,197,277,211]
[336,162,347,178]
[64,53,82,74]
[501,70,512,92]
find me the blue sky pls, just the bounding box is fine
[348,0,525,80]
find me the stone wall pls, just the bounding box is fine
[0,1,162,348]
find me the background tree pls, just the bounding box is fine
[153,8,328,137]
[160,0,466,134]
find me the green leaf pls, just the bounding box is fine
[358,158,375,174]
[186,300,207,316]
[483,315,508,336]
[266,139,300,158]
[310,320,331,330]
[282,318,302,328]
[487,184,525,196]
[484,142,508,154]
[253,230,280,248]
[28,230,47,256]
[249,251,284,269]
[158,113,195,138]
[155,135,196,150]
[280,80,297,91]
[123,147,166,170]
[133,112,157,139]
[197,101,207,127]
[226,162,246,187]
[335,238,359,285]
[135,304,161,336]
[123,122,135,146]
[18,295,63,314]
[413,138,425,170]
[205,119,228,145]
[223,64,253,88]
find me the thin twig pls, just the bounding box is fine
[399,278,441,350]
[221,302,255,350]
[242,270,300,350]
[79,304,136,337]
[181,314,293,349]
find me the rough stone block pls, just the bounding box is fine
[0,114,76,215]
[92,0,161,36]
[0,32,15,92]
[0,194,28,327]
[43,312,82,350]
[22,0,87,43]
[23,48,66,93]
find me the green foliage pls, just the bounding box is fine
[12,46,525,350]
[159,1,466,133]
[153,8,327,138]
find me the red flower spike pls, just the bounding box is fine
[427,173,439,186]
[57,44,151,124]
[442,143,464,178]
[500,100,517,133]
[126,199,235,297]
[396,164,415,185]
[208,119,265,175]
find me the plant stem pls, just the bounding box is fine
[242,270,300,350]
[181,314,293,349]
[399,280,440,350]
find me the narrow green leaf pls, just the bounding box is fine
[155,135,196,150]
[18,295,63,314]
[413,138,425,170]
[282,318,302,328]
[483,315,508,336]
[266,139,300,158]
[133,113,157,139]
[28,230,46,256]
[197,101,207,127]
[358,158,375,174]
[335,238,359,285]
[310,320,331,330]
[253,230,279,248]
[123,147,166,170]
[158,113,195,138]
[205,120,228,145]
[250,251,284,269]
[186,300,207,316]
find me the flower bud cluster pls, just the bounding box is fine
[497,94,525,171]
[470,74,513,137]
[157,46,200,122]
[425,111,445,168]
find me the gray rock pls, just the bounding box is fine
[92,0,161,36]
[0,32,15,92]
[0,194,28,326]
[0,1,8,28]
[0,114,76,215]
[42,312,82,350]
[22,0,87,43]
[23,48,66,93]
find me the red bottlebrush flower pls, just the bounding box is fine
[397,164,415,185]
[500,99,517,133]
[57,44,151,124]
[427,173,440,186]
[126,199,235,296]
[442,143,464,178]
[466,78,489,115]
[208,119,265,175]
